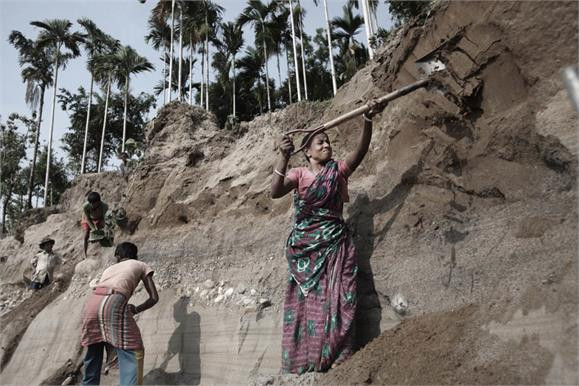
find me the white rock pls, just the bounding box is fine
[242,296,254,306]
[203,279,215,289]
[200,289,208,298]
[75,259,100,277]
[224,288,234,297]
[214,294,225,303]
[250,289,257,296]
[218,286,223,294]
[236,284,247,294]
[392,293,409,315]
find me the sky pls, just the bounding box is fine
[1,0,393,172]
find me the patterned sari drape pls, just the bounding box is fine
[282,160,357,374]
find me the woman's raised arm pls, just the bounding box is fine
[271,135,297,199]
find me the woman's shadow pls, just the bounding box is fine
[347,182,412,350]
[144,297,201,385]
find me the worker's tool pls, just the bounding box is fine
[88,229,106,242]
[562,65,579,112]
[285,49,448,156]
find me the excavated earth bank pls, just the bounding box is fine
[1,1,577,384]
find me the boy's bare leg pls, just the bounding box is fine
[84,229,90,258]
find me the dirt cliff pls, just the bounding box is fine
[1,1,577,384]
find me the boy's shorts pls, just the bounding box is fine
[81,217,104,232]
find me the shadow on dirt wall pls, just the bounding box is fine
[348,181,413,350]
[143,297,201,385]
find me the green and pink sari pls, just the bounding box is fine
[282,160,357,374]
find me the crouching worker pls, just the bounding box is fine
[81,242,158,385]
[82,191,109,258]
[30,237,62,290]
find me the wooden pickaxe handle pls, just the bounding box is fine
[287,78,431,155]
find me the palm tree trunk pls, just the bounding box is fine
[81,73,94,174]
[26,86,44,209]
[289,0,301,101]
[98,76,111,173]
[370,2,378,36]
[361,0,374,59]
[257,74,263,114]
[205,34,209,110]
[163,43,168,105]
[232,55,236,116]
[122,76,129,153]
[261,24,271,111]
[189,36,193,105]
[178,1,183,101]
[1,185,12,234]
[276,50,282,95]
[168,0,176,102]
[297,0,308,100]
[43,54,59,206]
[285,44,292,103]
[200,47,205,107]
[322,0,337,96]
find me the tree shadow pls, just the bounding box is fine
[143,297,201,385]
[347,181,413,350]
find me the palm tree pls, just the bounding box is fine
[239,0,277,112]
[152,0,175,102]
[238,47,265,114]
[145,15,171,105]
[78,18,112,175]
[313,0,337,95]
[200,0,224,110]
[107,45,154,152]
[8,31,53,209]
[90,37,120,173]
[280,24,295,103]
[220,21,244,117]
[181,1,203,105]
[296,1,308,100]
[30,19,83,205]
[332,4,366,81]
[287,0,301,101]
[153,54,192,100]
[349,0,379,59]
[332,4,364,53]
[269,8,289,101]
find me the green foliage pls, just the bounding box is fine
[0,118,27,233]
[58,87,155,173]
[386,0,432,24]
[28,147,70,207]
[331,3,368,83]
[370,27,391,49]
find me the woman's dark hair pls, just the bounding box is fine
[87,191,101,203]
[115,242,138,260]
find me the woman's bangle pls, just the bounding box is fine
[274,169,286,178]
[363,113,373,122]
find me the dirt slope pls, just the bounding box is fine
[0,1,577,384]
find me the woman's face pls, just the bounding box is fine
[306,133,332,163]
